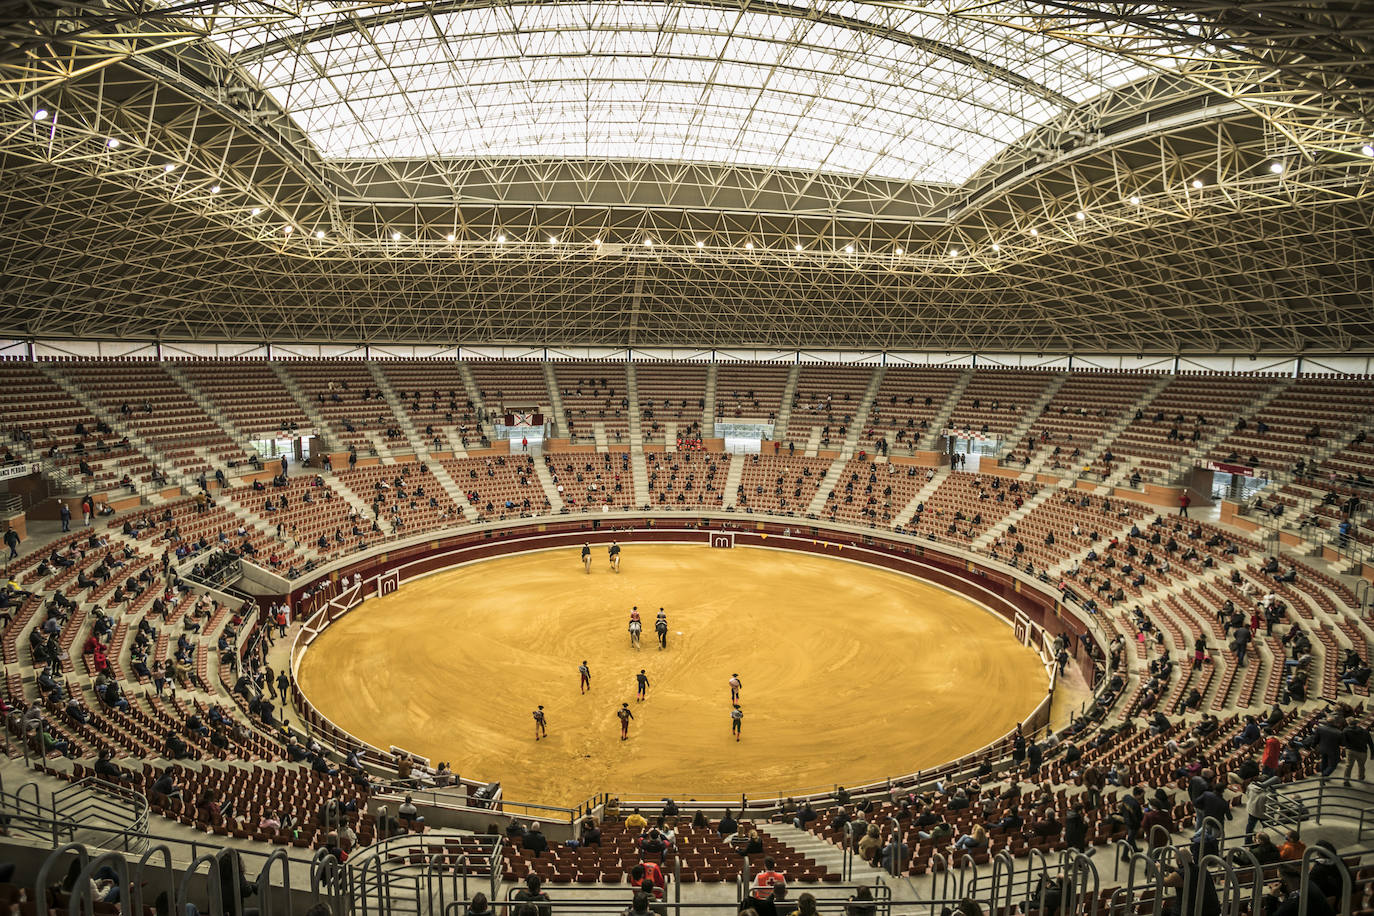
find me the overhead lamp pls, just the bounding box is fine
[106,138,120,149]
[496,234,507,243]
[1029,227,1038,237]
[991,243,1001,252]
[33,109,47,120]
[1129,195,1141,205]
[164,163,177,172]
[391,231,401,241]
[594,239,602,246]
[1362,144,1374,157]
[793,243,802,251]
[744,242,753,250]
[643,238,653,247]
[316,230,326,239]
[949,248,960,257]
[894,247,903,255]
[250,207,262,216]
[209,185,220,194]
[1269,162,1284,174]
[1191,179,1204,189]
[694,240,704,248]
[548,236,559,244]
[283,225,293,234]
[445,233,455,242]
[844,245,854,253]
[1075,210,1085,221]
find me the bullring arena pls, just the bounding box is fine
[1,4,1373,916]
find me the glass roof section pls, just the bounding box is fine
[207,1,1203,184]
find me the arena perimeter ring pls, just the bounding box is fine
[294,536,1051,806]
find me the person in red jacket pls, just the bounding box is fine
[1261,735,1282,776]
[1179,491,1191,517]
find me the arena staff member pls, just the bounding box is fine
[751,857,787,900]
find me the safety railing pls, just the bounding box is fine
[1268,777,1374,842]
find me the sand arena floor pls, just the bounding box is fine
[296,544,1048,807]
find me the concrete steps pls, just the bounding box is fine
[456,361,498,443]
[722,453,745,509]
[543,362,568,439]
[839,366,885,460]
[532,452,566,512]
[703,363,719,437]
[996,372,1068,461]
[626,362,644,449]
[918,368,974,450]
[805,458,844,515]
[163,362,257,466]
[270,363,337,453]
[971,482,1059,552]
[772,364,802,446]
[893,467,949,528]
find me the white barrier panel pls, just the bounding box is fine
[376,568,401,597]
[707,532,735,549]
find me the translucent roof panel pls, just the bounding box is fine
[207,1,1204,184]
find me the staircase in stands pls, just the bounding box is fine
[269,364,338,454]
[918,367,974,450]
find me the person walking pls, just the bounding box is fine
[1344,717,1371,785]
[533,706,547,741]
[617,703,635,741]
[636,669,650,702]
[731,705,743,742]
[60,503,71,532]
[1179,491,1191,517]
[579,661,591,695]
[729,674,742,703]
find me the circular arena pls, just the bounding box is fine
[0,3,1373,915]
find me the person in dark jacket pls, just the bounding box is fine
[1063,805,1088,852]
[1312,720,1345,777]
[522,821,549,856]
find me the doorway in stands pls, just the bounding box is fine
[716,421,771,454]
[252,435,312,464]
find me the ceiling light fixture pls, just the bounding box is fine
[209,185,220,194]
[164,163,177,172]
[744,242,753,250]
[1029,227,1039,237]
[1269,162,1284,174]
[794,243,802,251]
[496,234,506,243]
[844,245,854,253]
[283,226,292,234]
[643,238,653,247]
[446,233,455,242]
[33,109,47,120]
[391,231,401,241]
[594,239,602,246]
[991,243,1001,252]
[1362,144,1374,157]
[316,230,326,239]
[549,236,558,244]
[1192,179,1204,189]
[106,138,120,149]
[695,240,704,248]
[250,207,261,216]
[1075,210,1085,221]
[949,248,960,257]
[1129,195,1141,205]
